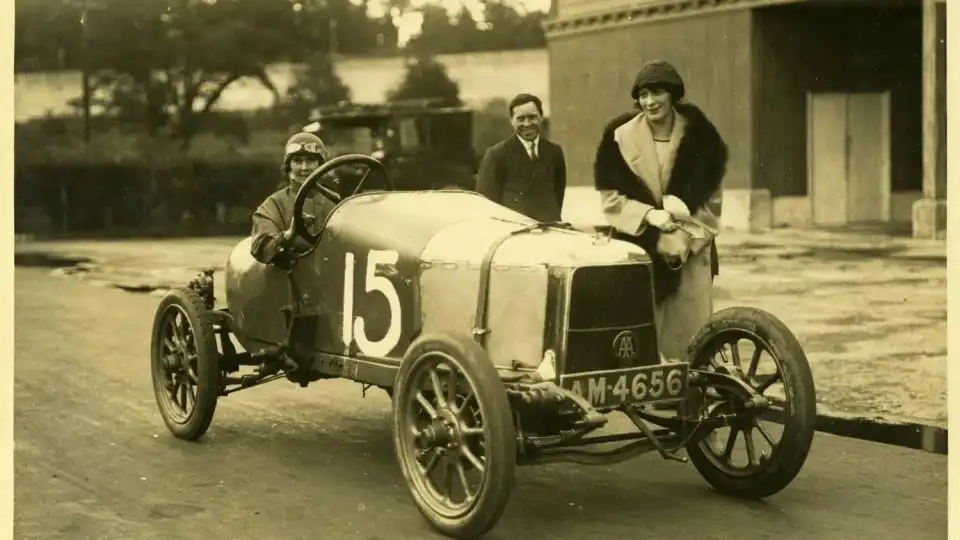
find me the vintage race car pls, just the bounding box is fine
[150,154,817,539]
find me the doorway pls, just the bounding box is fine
[806,91,891,225]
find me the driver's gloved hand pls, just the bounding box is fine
[269,245,296,270]
[290,235,313,252]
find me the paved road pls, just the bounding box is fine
[15,230,948,427]
[14,267,947,539]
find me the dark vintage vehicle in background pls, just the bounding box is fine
[302,99,478,195]
[150,155,818,539]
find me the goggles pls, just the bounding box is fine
[285,142,327,156]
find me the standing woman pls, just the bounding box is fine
[593,60,728,362]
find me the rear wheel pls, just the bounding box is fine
[392,332,517,539]
[684,307,817,499]
[150,287,221,441]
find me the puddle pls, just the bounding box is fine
[147,502,206,519]
[820,313,885,326]
[110,283,166,294]
[778,245,945,264]
[15,252,94,268]
[18,251,173,295]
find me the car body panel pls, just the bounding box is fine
[226,191,530,356]
[419,255,551,370]
[225,189,658,372]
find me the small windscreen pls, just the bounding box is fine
[325,126,376,156]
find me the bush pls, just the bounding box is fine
[387,54,462,107]
[14,123,283,238]
[472,98,512,159]
[14,158,282,238]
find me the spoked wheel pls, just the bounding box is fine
[684,307,817,499]
[150,287,221,441]
[392,333,517,539]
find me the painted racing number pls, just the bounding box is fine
[342,249,402,357]
[562,364,689,409]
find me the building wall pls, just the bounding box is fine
[931,0,947,198]
[547,10,755,189]
[753,3,924,198]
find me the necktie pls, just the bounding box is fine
[529,142,538,163]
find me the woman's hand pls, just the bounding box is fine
[645,208,677,231]
[662,195,691,218]
[657,228,693,270]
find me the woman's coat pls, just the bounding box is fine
[593,102,729,362]
[250,185,337,266]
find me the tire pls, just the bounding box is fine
[392,332,517,539]
[684,306,817,499]
[150,287,221,441]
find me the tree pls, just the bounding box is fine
[75,0,297,148]
[386,54,462,107]
[15,0,402,73]
[14,0,83,72]
[287,0,400,57]
[480,0,546,50]
[398,0,547,55]
[283,52,352,120]
[403,5,462,55]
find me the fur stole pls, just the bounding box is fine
[593,102,728,303]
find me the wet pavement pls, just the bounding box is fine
[13,267,948,539]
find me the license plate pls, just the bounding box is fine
[560,363,690,409]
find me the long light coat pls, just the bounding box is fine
[593,103,728,362]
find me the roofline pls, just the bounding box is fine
[543,0,808,38]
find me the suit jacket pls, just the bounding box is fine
[475,135,567,222]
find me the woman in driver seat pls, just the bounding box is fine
[250,132,338,268]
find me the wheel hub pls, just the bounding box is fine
[163,353,180,371]
[163,346,191,374]
[418,408,464,450]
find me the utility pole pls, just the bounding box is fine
[80,0,91,144]
[329,16,338,55]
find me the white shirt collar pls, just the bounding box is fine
[517,134,540,155]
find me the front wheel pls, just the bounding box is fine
[150,287,221,441]
[684,307,817,499]
[391,332,517,539]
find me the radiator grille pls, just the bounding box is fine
[563,264,659,374]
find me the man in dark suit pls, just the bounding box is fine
[476,93,567,222]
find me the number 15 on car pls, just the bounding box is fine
[341,249,403,358]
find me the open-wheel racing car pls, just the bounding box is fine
[150,154,817,539]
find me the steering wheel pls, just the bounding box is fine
[281,153,393,248]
